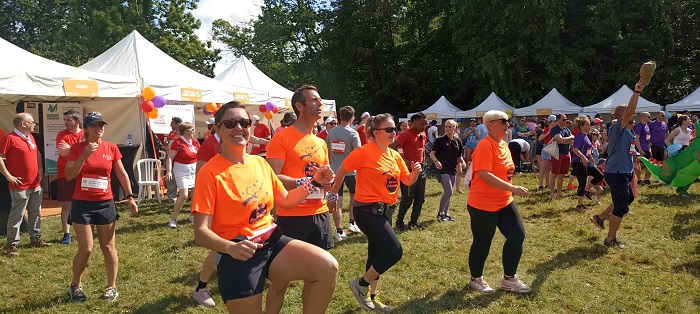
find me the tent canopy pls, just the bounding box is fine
[0,37,140,102]
[581,85,661,115]
[514,88,581,116]
[409,96,463,119]
[666,87,700,112]
[80,31,266,103]
[459,92,515,118]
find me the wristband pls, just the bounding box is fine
[311,179,324,188]
[325,191,339,203]
[296,177,310,187]
[301,179,316,194]
[125,193,137,199]
[634,90,642,94]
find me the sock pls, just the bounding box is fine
[349,219,355,225]
[196,280,208,291]
[370,294,377,301]
[358,277,370,287]
[336,228,343,234]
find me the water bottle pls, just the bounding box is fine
[126,133,133,145]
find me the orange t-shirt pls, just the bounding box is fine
[266,126,329,216]
[191,154,285,241]
[342,142,409,205]
[467,136,515,211]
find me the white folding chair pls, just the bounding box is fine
[136,159,162,204]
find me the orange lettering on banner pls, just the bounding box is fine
[233,92,250,104]
[476,111,487,117]
[63,79,99,97]
[181,88,202,102]
[536,108,553,115]
[425,113,438,120]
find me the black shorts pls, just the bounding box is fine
[651,145,666,161]
[535,143,544,155]
[69,199,119,225]
[643,150,651,159]
[217,228,291,302]
[338,175,356,196]
[56,178,75,202]
[276,212,333,250]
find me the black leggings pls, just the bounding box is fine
[572,161,605,197]
[353,203,403,274]
[467,202,525,278]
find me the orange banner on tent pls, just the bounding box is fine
[63,79,99,97]
[536,108,553,115]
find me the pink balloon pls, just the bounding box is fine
[152,95,166,108]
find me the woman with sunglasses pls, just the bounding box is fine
[165,122,200,228]
[466,110,530,294]
[65,112,138,302]
[571,116,605,210]
[329,114,421,311]
[192,102,338,313]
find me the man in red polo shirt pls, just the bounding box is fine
[390,112,428,230]
[0,113,51,257]
[56,109,84,244]
[355,112,370,146]
[251,115,272,157]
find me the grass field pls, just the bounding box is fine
[1,173,699,313]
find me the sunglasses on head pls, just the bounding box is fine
[377,126,397,133]
[219,119,252,129]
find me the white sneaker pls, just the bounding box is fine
[189,215,194,222]
[348,223,362,234]
[499,275,531,293]
[591,195,602,205]
[168,219,177,228]
[335,231,347,241]
[468,277,494,294]
[193,287,215,308]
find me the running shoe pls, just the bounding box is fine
[499,275,531,293]
[444,215,456,222]
[193,287,216,308]
[335,231,347,241]
[349,278,374,310]
[29,237,51,248]
[348,223,362,234]
[604,238,625,248]
[566,183,576,191]
[101,287,119,301]
[61,233,71,244]
[370,295,393,312]
[68,285,86,302]
[467,277,494,294]
[589,215,605,229]
[168,219,177,228]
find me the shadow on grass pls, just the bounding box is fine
[639,192,694,206]
[116,220,175,234]
[332,234,369,247]
[131,294,194,314]
[527,245,607,295]
[0,295,66,313]
[673,260,700,278]
[388,285,512,313]
[522,204,583,220]
[671,210,700,240]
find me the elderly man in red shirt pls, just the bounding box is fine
[390,112,428,230]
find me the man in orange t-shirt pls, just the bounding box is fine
[56,110,84,244]
[265,85,335,314]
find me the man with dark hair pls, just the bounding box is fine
[56,109,84,244]
[549,113,574,199]
[391,113,427,230]
[164,117,182,202]
[427,120,439,144]
[649,111,668,164]
[634,112,652,185]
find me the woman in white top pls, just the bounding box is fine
[665,115,692,148]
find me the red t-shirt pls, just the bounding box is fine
[0,132,40,190]
[68,141,122,201]
[316,129,328,141]
[542,127,551,143]
[395,128,426,163]
[251,123,271,155]
[56,129,84,179]
[356,125,368,146]
[170,137,200,164]
[572,127,580,136]
[197,134,220,162]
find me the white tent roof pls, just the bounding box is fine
[459,92,515,118]
[0,37,140,102]
[80,31,267,103]
[515,88,581,116]
[581,85,661,115]
[409,96,463,119]
[666,87,700,112]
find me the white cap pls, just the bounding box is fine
[361,112,370,119]
[205,118,216,125]
[547,115,557,122]
[325,117,337,124]
[251,115,260,121]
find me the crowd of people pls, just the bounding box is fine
[1,78,698,312]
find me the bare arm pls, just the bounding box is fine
[475,170,528,196]
[267,158,298,190]
[0,154,21,186]
[165,150,177,180]
[665,129,679,146]
[57,141,71,157]
[621,81,645,126]
[250,136,270,145]
[553,134,574,144]
[113,159,138,215]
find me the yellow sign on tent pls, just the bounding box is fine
[536,108,553,115]
[63,79,99,97]
[476,111,487,117]
[181,88,202,102]
[233,92,250,104]
[285,98,291,108]
[425,113,438,120]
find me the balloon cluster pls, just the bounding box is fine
[203,102,222,115]
[141,86,166,119]
[258,101,279,120]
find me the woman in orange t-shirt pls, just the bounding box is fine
[466,110,531,295]
[330,114,421,311]
[191,102,338,313]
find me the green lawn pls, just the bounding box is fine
[1,173,699,313]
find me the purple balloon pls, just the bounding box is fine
[152,95,166,108]
[203,107,211,115]
[265,101,275,111]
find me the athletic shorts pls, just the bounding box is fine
[276,212,333,250]
[551,154,571,175]
[541,150,551,160]
[535,143,544,155]
[56,178,75,202]
[643,150,651,159]
[69,199,119,225]
[651,144,666,161]
[338,175,356,196]
[217,228,291,302]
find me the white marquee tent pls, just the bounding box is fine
[409,96,463,119]
[515,88,581,116]
[459,92,515,118]
[666,87,700,112]
[216,56,336,111]
[581,85,661,115]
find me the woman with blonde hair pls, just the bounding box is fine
[430,119,465,221]
[165,121,200,228]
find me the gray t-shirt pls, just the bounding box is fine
[326,125,361,176]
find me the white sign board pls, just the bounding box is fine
[41,102,83,175]
[149,101,195,135]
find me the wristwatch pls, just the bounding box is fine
[125,193,138,199]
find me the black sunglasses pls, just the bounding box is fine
[329,122,337,126]
[219,119,252,129]
[377,127,397,133]
[490,118,509,124]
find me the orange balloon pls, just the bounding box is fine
[206,102,218,113]
[217,103,223,109]
[147,108,159,119]
[264,111,273,120]
[142,86,156,101]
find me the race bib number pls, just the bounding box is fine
[629,144,636,155]
[303,187,324,205]
[586,149,592,157]
[331,141,346,153]
[645,134,651,141]
[81,174,109,192]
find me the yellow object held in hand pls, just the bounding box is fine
[639,61,656,86]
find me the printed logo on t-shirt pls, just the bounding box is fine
[506,163,515,181]
[102,154,112,161]
[243,180,269,224]
[299,145,322,177]
[382,169,399,192]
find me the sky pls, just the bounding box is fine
[190,0,263,75]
